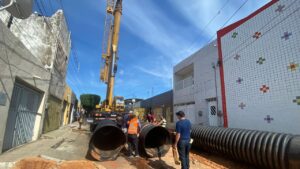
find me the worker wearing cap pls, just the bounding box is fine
[127,111,141,157]
[173,111,192,169]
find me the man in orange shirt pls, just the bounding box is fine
[127,111,141,157]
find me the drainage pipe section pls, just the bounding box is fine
[191,126,300,169]
[89,120,126,161]
[138,124,171,158]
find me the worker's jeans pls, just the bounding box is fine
[177,139,191,169]
[128,134,139,156]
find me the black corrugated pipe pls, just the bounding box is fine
[191,126,300,169]
[138,124,171,158]
[89,120,126,161]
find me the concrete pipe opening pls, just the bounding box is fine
[89,120,126,161]
[139,125,171,158]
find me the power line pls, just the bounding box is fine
[207,0,250,43]
[222,0,249,29]
[185,0,231,52]
[177,0,299,99]
[38,0,49,16]
[47,0,55,13]
[35,0,85,95]
[55,0,81,74]
[222,0,298,64]
[8,6,84,95]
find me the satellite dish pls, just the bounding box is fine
[1,0,33,19]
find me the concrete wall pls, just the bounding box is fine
[218,0,300,134]
[0,10,71,100]
[173,41,223,126]
[0,10,71,134]
[62,85,77,125]
[0,20,51,152]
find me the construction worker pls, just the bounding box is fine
[173,111,192,169]
[127,111,141,157]
[122,111,131,133]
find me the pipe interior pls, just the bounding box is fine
[145,127,170,148]
[91,126,126,151]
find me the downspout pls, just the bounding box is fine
[212,62,220,126]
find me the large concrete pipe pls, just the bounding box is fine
[138,124,171,158]
[191,126,300,169]
[89,120,126,161]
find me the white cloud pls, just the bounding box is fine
[122,1,198,64]
[136,66,170,79]
[170,0,270,37]
[120,0,270,88]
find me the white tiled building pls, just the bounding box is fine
[174,0,300,135]
[218,0,300,134]
[173,41,223,127]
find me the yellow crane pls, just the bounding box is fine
[100,0,124,113]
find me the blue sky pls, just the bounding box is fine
[35,0,270,100]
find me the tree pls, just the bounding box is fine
[80,94,101,113]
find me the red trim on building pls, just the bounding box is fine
[217,37,228,127]
[217,0,278,128]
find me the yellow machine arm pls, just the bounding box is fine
[100,0,123,112]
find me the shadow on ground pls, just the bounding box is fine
[124,156,176,169]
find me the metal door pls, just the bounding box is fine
[2,82,41,151]
[208,101,218,126]
[43,96,61,133]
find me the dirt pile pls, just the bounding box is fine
[12,157,57,169]
[11,157,106,169]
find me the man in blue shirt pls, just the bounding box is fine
[173,111,192,169]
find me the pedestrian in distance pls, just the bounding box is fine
[76,110,80,128]
[127,111,141,158]
[146,112,150,122]
[146,111,154,123]
[173,111,192,169]
[77,108,84,129]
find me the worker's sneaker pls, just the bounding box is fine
[135,155,140,158]
[128,155,134,158]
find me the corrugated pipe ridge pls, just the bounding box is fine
[191,126,300,169]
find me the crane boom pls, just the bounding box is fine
[100,0,114,83]
[100,0,123,112]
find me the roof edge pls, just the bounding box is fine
[217,0,278,38]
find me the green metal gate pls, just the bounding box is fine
[42,95,62,133]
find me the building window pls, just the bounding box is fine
[175,76,194,90]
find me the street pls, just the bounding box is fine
[0,123,255,169]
